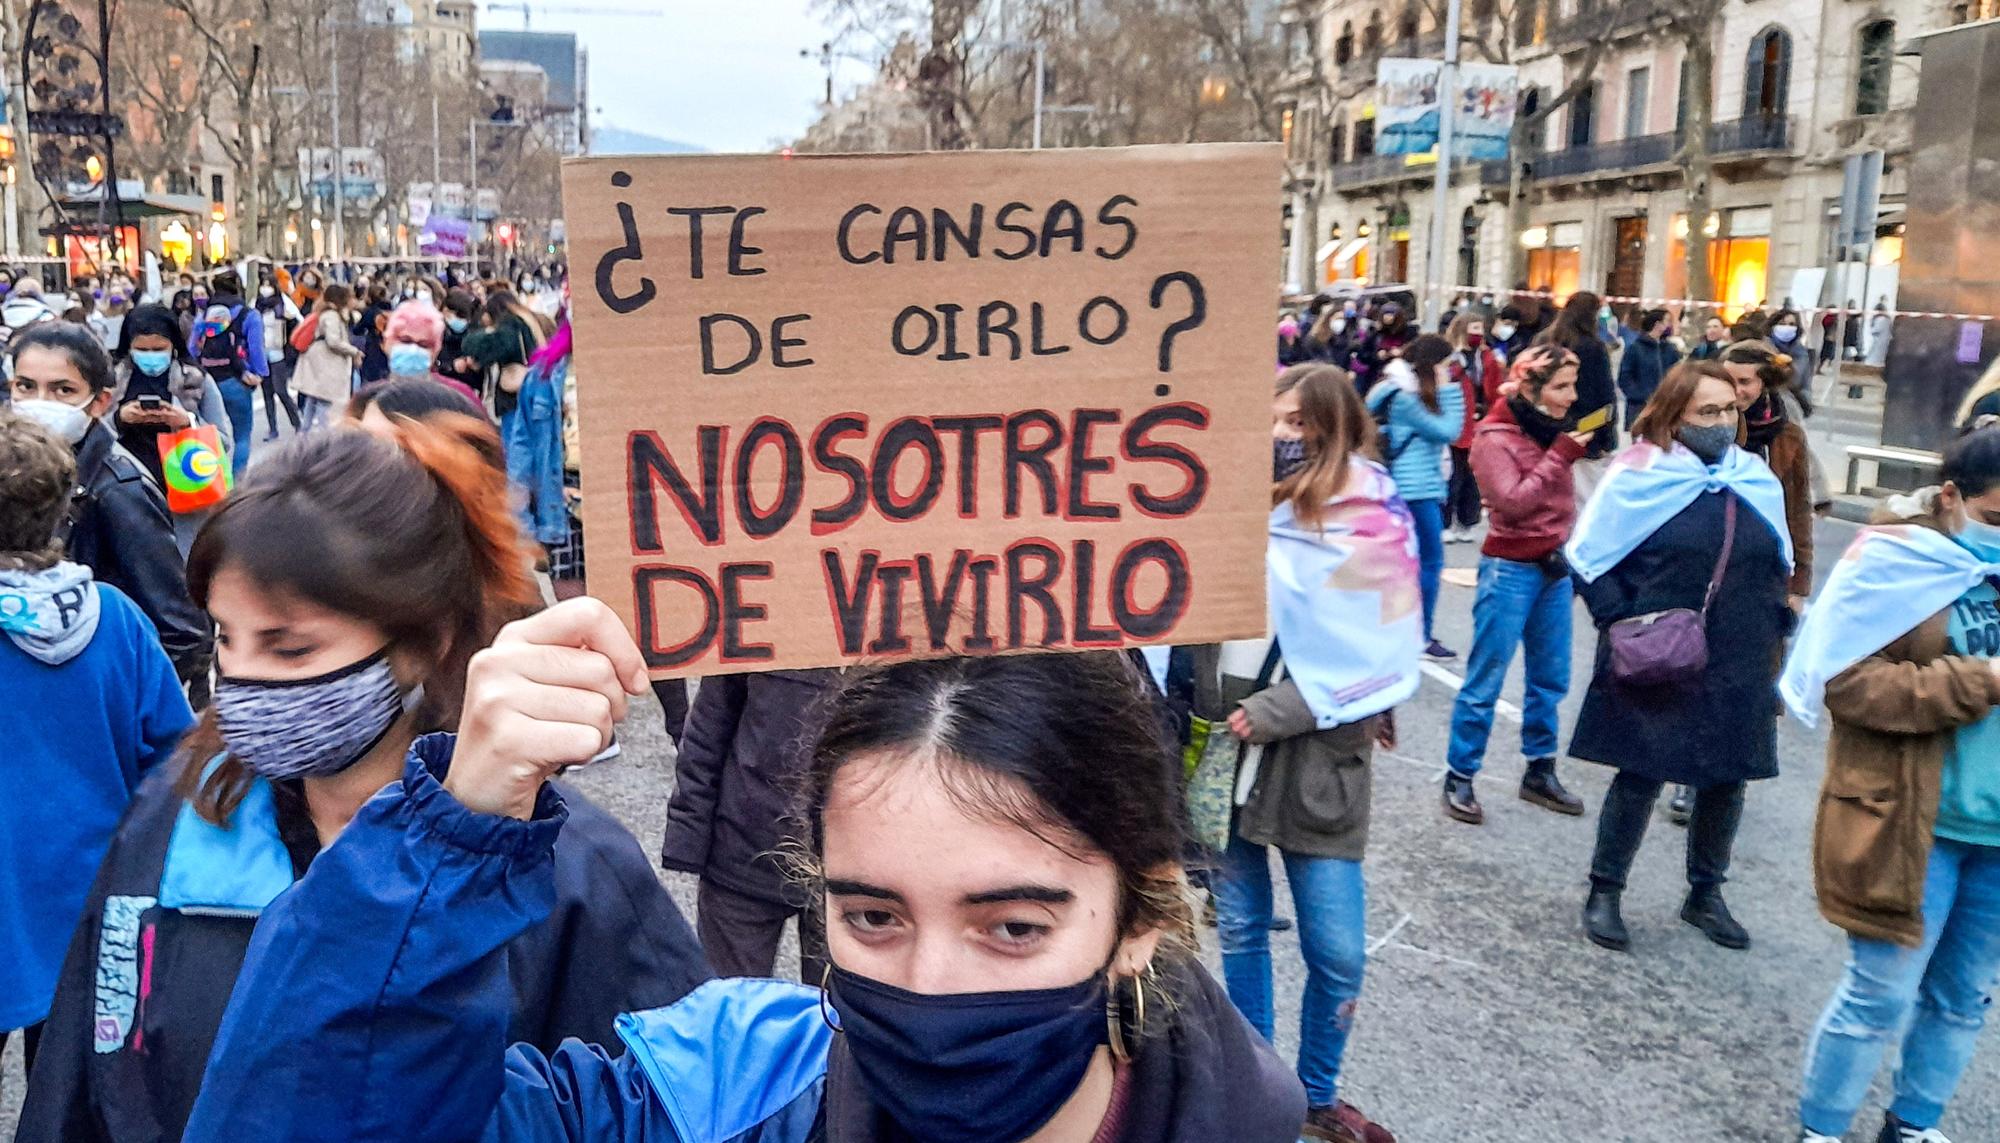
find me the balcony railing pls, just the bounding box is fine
[1336,30,1444,86]
[1477,115,1796,186]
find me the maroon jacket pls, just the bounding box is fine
[1470,399,1586,562]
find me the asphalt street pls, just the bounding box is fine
[5,512,1997,1141]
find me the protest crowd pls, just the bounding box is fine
[0,201,1996,1143]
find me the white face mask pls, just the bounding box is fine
[14,397,92,445]
[1493,323,1516,341]
[1329,318,1347,334]
[416,288,434,305]
[259,285,276,299]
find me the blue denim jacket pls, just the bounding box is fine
[505,356,569,545]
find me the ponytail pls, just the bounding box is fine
[392,413,539,619]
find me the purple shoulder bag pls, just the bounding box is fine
[1606,494,1737,687]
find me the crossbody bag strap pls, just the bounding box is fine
[1253,639,1283,691]
[1700,494,1738,617]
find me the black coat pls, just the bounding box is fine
[1568,490,1790,787]
[660,669,840,907]
[18,737,711,1143]
[1569,336,1618,457]
[64,420,211,681]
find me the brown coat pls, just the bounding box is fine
[1760,420,1816,596]
[1816,605,2000,946]
[1190,643,1376,861]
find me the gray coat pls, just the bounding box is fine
[1192,641,1377,861]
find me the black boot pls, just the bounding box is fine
[1583,885,1630,952]
[1442,772,1484,825]
[1520,758,1585,816]
[1681,885,1751,950]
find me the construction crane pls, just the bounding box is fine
[483,2,662,29]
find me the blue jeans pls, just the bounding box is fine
[1214,834,1367,1107]
[297,395,334,433]
[1447,556,1572,776]
[216,376,255,479]
[1799,838,2000,1134]
[1407,497,1444,641]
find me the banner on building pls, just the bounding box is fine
[298,147,386,201]
[1376,59,1518,161]
[562,144,1280,677]
[407,182,433,228]
[437,182,469,217]
[420,215,469,257]
[475,188,502,221]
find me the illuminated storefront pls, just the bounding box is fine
[1523,221,1583,301]
[1667,207,1771,318]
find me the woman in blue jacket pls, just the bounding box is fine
[1367,333,1466,661]
[19,420,709,1143]
[184,604,1311,1143]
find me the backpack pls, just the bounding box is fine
[195,304,247,379]
[1372,389,1411,466]
[289,311,321,354]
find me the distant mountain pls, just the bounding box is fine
[590,126,705,156]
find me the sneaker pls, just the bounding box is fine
[1667,785,1693,826]
[1423,640,1458,662]
[1877,1111,1953,1142]
[1303,1100,1396,1143]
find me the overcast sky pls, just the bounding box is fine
[516,0,879,153]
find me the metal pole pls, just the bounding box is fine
[1423,0,1462,330]
[329,20,345,267]
[431,87,443,274]
[468,119,479,275]
[1032,42,1044,150]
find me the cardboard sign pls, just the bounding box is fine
[562,144,1281,676]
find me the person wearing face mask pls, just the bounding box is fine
[1209,363,1411,1143]
[1443,313,1504,544]
[1767,308,1814,390]
[1300,303,1357,370]
[383,299,482,407]
[0,410,195,1090]
[1565,362,1794,954]
[185,271,269,482]
[1491,305,1530,362]
[111,304,234,556]
[436,287,484,394]
[1615,308,1680,430]
[1351,301,1413,391]
[1781,427,2000,1143]
[180,617,1309,1143]
[7,322,211,684]
[1443,346,1592,825]
[0,276,59,349]
[254,275,303,441]
[1366,334,1463,661]
[17,421,711,1143]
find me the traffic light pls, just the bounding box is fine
[495,222,515,247]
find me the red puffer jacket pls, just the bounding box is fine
[1469,399,1586,562]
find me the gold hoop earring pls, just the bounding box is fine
[819,963,842,1033]
[1105,973,1147,1064]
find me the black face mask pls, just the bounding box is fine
[1274,437,1308,481]
[828,964,1109,1143]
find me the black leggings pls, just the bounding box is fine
[1,1021,43,1079]
[1447,445,1482,528]
[263,358,301,433]
[1590,772,1746,892]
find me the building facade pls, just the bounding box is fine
[1279,0,1970,318]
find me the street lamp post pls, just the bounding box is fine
[1422,0,1464,330]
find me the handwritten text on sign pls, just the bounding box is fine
[563,145,1280,676]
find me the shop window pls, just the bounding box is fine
[1855,21,1895,117]
[1525,221,1583,301]
[1665,208,1770,320]
[1743,26,1792,119]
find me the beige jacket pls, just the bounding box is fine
[291,310,361,404]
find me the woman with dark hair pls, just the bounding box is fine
[290,282,363,432]
[1768,307,1809,382]
[1721,340,1817,606]
[7,322,210,683]
[253,274,303,440]
[1366,332,1464,660]
[1443,345,1591,825]
[1206,362,1414,1143]
[458,289,545,441]
[18,422,710,1143]
[110,303,234,555]
[1443,312,1504,542]
[354,280,394,385]
[1351,301,1414,390]
[1539,291,1618,500]
[181,606,1311,1143]
[1566,362,1794,954]
[436,287,483,394]
[1783,427,2000,1143]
